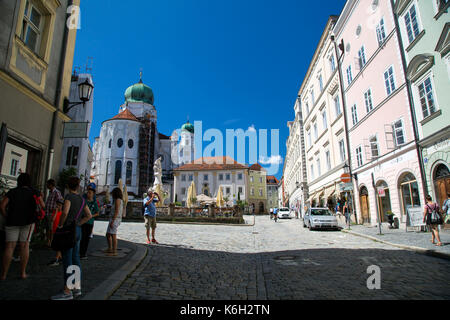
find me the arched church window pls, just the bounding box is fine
[117,138,123,148]
[108,139,112,148]
[128,139,134,149]
[114,160,122,184]
[126,161,132,186]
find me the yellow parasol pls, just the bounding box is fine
[216,186,225,208]
[187,181,197,208]
[123,184,129,216]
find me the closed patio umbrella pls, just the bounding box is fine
[216,186,225,208]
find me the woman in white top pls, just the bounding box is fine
[106,187,123,256]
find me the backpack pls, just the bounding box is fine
[427,204,443,225]
[33,194,45,221]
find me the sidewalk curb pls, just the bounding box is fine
[82,244,148,300]
[341,229,450,261]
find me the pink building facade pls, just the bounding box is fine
[334,0,425,226]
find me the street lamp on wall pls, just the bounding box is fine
[63,79,94,113]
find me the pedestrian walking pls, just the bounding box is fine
[80,183,100,260]
[0,173,45,280]
[423,195,443,247]
[442,193,450,225]
[269,208,273,219]
[143,189,160,244]
[273,207,278,222]
[44,179,63,247]
[105,187,123,256]
[343,201,350,225]
[51,176,92,300]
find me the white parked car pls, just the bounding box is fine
[277,207,292,219]
[303,207,339,230]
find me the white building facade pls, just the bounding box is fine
[59,73,94,190]
[173,156,248,206]
[91,78,174,200]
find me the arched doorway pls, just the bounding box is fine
[399,172,421,222]
[434,163,450,208]
[359,186,370,224]
[376,180,391,223]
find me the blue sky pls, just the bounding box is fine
[73,0,346,179]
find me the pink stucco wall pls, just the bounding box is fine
[335,0,424,225]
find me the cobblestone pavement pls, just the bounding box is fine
[0,234,136,300]
[93,216,450,300]
[343,224,450,255]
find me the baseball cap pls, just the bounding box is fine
[87,183,96,191]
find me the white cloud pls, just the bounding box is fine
[247,125,256,132]
[259,155,283,165]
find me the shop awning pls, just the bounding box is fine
[324,184,336,199]
[315,188,325,203]
[306,192,316,203]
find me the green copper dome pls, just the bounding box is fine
[124,80,154,105]
[181,121,194,133]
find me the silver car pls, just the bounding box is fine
[303,207,339,230]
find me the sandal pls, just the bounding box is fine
[151,239,159,244]
[436,242,443,247]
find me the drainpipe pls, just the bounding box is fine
[331,34,357,225]
[389,0,428,200]
[45,0,74,186]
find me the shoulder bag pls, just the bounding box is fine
[428,204,443,225]
[51,197,85,251]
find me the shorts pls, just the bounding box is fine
[144,216,157,230]
[106,219,121,235]
[5,224,34,242]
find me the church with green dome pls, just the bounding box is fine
[91,75,195,200]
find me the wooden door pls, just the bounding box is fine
[435,177,450,229]
[360,195,370,224]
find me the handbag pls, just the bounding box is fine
[428,204,443,225]
[51,197,85,251]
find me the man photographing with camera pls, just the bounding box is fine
[143,189,160,244]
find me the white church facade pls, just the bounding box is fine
[91,77,195,201]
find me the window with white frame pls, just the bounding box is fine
[325,150,331,170]
[329,54,336,73]
[404,4,421,44]
[188,174,193,181]
[251,188,254,196]
[318,74,324,92]
[384,66,396,96]
[219,173,223,181]
[393,119,405,146]
[370,136,380,158]
[226,187,231,194]
[311,89,315,106]
[346,65,353,85]
[305,101,310,115]
[356,146,363,167]
[339,139,346,162]
[310,164,315,180]
[417,76,436,118]
[316,158,321,177]
[307,129,312,147]
[334,95,342,116]
[259,188,263,196]
[237,173,243,180]
[226,173,231,181]
[10,159,19,177]
[358,46,367,69]
[322,110,327,130]
[20,1,44,54]
[313,122,318,140]
[376,18,387,45]
[351,104,358,125]
[364,89,374,113]
[204,174,208,181]
[181,174,186,181]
